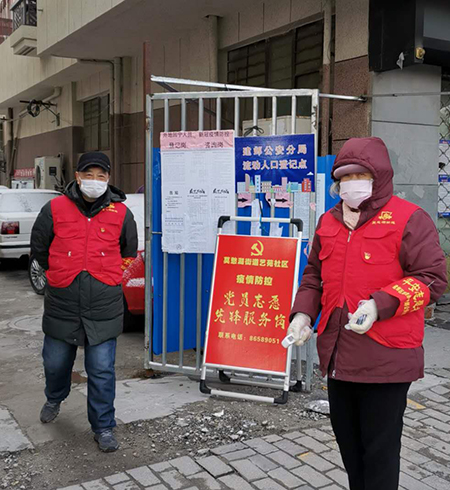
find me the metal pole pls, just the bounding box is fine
[320,93,366,101]
[196,255,202,371]
[234,97,240,136]
[151,75,368,101]
[180,98,187,367]
[216,98,221,130]
[321,0,332,156]
[162,252,168,365]
[179,254,185,367]
[305,89,320,392]
[291,95,297,134]
[164,99,169,132]
[312,90,319,199]
[252,96,258,136]
[162,96,170,367]
[291,93,303,382]
[234,96,240,235]
[270,96,279,219]
[271,97,277,136]
[144,95,154,368]
[181,99,187,131]
[152,75,273,93]
[252,96,258,233]
[196,97,204,371]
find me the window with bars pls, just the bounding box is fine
[83,95,110,152]
[227,20,325,121]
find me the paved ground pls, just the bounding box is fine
[59,383,450,490]
[0,262,208,448]
[2,260,450,490]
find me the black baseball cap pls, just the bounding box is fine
[77,152,111,173]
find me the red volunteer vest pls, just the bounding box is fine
[317,196,430,349]
[47,196,127,288]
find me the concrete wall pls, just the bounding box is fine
[218,0,321,49]
[16,82,78,139]
[76,68,111,102]
[371,65,442,220]
[0,40,76,106]
[0,0,369,115]
[335,0,368,63]
[37,0,126,55]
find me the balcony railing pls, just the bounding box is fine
[11,0,36,32]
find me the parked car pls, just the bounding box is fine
[28,193,146,331]
[121,194,145,327]
[0,189,61,263]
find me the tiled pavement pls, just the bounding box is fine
[59,384,450,490]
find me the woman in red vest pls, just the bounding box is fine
[288,137,447,490]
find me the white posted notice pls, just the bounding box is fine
[293,191,311,239]
[161,131,235,254]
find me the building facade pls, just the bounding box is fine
[0,0,448,225]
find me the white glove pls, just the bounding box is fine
[287,313,312,346]
[345,299,378,334]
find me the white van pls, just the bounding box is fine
[0,189,60,260]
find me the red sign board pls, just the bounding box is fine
[205,234,299,374]
[14,168,35,179]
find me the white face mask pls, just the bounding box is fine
[339,179,373,209]
[79,179,109,199]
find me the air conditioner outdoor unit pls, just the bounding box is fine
[34,156,62,190]
[242,115,312,136]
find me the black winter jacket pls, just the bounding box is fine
[31,181,138,346]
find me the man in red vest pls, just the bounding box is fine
[288,137,447,490]
[31,152,137,452]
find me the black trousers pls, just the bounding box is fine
[328,378,411,490]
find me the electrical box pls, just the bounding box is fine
[242,116,311,136]
[34,156,62,190]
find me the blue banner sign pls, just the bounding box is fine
[235,134,315,194]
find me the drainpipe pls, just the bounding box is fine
[321,0,333,156]
[207,15,219,129]
[9,115,24,187]
[0,118,4,186]
[113,57,123,185]
[6,108,13,187]
[207,15,219,83]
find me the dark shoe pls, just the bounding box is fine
[94,429,119,452]
[40,401,60,423]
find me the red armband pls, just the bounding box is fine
[121,257,135,271]
[380,277,430,317]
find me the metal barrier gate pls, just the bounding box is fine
[144,83,319,392]
[439,79,450,256]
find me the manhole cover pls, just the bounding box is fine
[9,315,42,334]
